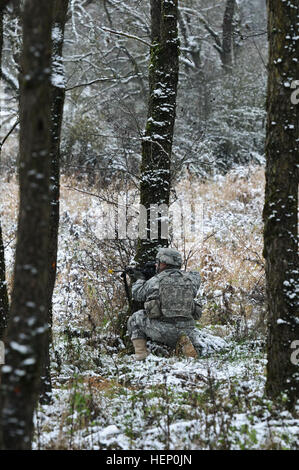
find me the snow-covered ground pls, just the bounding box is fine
[34,338,298,450]
[1,165,298,450]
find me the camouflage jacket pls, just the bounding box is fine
[132,268,202,321]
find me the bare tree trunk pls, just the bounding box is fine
[263,0,299,411]
[150,0,162,43]
[0,225,8,341]
[0,0,53,449]
[0,1,10,341]
[221,0,235,72]
[40,0,69,405]
[115,1,179,344]
[135,0,179,265]
[198,0,235,72]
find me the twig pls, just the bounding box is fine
[203,230,219,243]
[99,26,151,47]
[241,31,267,40]
[63,185,117,204]
[62,164,141,185]
[4,234,16,250]
[251,36,267,71]
[0,120,19,151]
[66,76,130,92]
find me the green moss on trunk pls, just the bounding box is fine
[135,0,179,266]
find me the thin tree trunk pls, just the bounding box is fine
[0,0,53,449]
[0,1,10,341]
[197,0,235,72]
[40,0,69,405]
[263,0,299,411]
[221,0,235,72]
[135,0,179,265]
[0,225,8,341]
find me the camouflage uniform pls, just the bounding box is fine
[127,268,204,355]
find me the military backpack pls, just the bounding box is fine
[144,270,197,320]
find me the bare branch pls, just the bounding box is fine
[0,119,19,150]
[1,68,19,91]
[99,26,151,47]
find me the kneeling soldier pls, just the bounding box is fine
[127,248,203,361]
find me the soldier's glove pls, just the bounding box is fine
[125,266,146,282]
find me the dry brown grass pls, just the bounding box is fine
[0,174,19,226]
[60,375,131,392]
[175,166,265,329]
[1,166,266,331]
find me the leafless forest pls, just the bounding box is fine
[0,0,298,452]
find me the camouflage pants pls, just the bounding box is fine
[127,310,203,354]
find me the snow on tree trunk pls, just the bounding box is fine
[263,0,299,410]
[0,0,53,449]
[0,1,10,341]
[0,224,8,341]
[40,0,69,406]
[135,0,179,265]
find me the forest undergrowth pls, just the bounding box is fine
[1,165,298,450]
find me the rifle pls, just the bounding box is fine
[110,261,156,308]
[111,261,156,282]
[124,261,156,281]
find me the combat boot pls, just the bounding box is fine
[132,339,149,361]
[175,334,198,358]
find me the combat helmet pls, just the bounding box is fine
[156,248,182,268]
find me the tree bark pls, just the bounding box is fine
[39,0,69,405]
[0,0,53,449]
[263,0,299,410]
[0,225,8,341]
[198,0,235,72]
[0,1,10,341]
[115,0,179,344]
[221,0,235,72]
[135,0,179,265]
